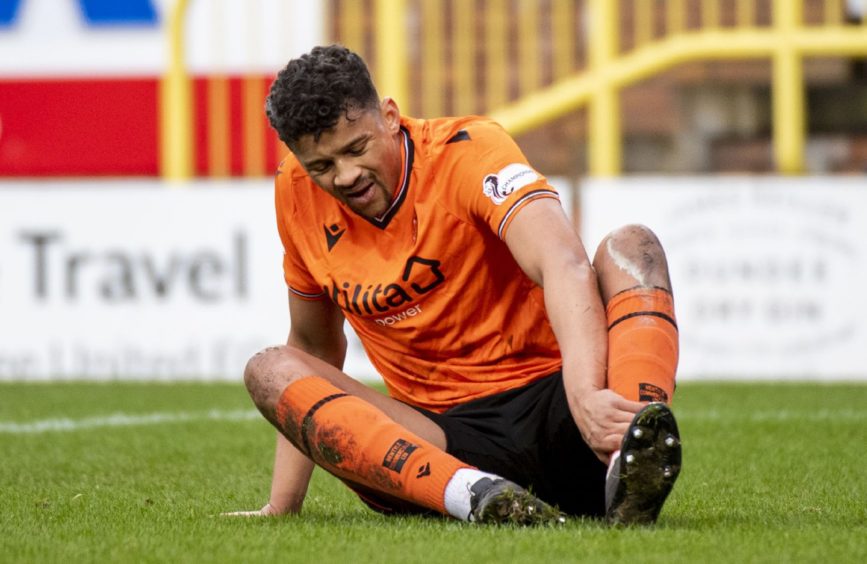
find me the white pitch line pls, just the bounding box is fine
[0,409,262,434]
[0,407,864,435]
[675,408,867,423]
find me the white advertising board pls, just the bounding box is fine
[0,182,377,381]
[4,178,863,382]
[0,0,324,77]
[581,177,867,380]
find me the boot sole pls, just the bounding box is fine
[605,402,682,525]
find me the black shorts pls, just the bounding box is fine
[347,372,607,517]
[419,371,607,517]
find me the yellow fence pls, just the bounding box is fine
[162,0,867,179]
[161,0,192,181]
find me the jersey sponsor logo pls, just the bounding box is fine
[482,163,539,205]
[375,304,422,327]
[324,223,346,251]
[326,255,445,317]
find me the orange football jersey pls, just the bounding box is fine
[275,115,563,412]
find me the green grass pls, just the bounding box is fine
[1,382,865,563]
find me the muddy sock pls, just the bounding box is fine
[275,376,472,514]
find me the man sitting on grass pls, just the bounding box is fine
[228,44,681,525]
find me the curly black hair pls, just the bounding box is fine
[265,45,380,147]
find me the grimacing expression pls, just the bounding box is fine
[292,99,403,221]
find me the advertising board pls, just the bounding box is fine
[0,181,376,381]
[581,177,866,380]
[3,177,863,381]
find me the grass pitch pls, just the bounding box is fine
[1,381,865,563]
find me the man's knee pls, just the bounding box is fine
[593,224,672,295]
[244,345,310,417]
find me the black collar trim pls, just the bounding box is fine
[362,127,413,229]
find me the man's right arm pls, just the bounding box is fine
[226,291,346,516]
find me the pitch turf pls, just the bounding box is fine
[1,382,865,563]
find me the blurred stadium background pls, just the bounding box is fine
[1,0,866,384]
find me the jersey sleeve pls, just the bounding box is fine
[274,172,327,300]
[446,120,560,240]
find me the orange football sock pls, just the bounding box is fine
[274,376,469,514]
[606,287,678,404]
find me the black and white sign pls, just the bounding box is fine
[4,177,862,381]
[0,181,376,381]
[581,177,866,380]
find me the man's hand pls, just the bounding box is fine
[224,432,314,518]
[221,502,294,517]
[571,388,645,465]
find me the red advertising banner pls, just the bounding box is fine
[0,78,159,176]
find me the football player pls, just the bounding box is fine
[227,45,681,525]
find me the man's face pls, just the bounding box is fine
[292,99,403,221]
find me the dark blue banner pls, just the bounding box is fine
[0,0,158,28]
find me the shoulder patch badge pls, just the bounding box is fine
[482,163,538,205]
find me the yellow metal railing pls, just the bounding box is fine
[588,0,622,176]
[486,1,508,110]
[324,0,867,176]
[159,0,192,181]
[484,0,867,175]
[162,0,867,179]
[376,0,409,111]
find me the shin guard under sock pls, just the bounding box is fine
[606,287,678,403]
[275,376,469,514]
